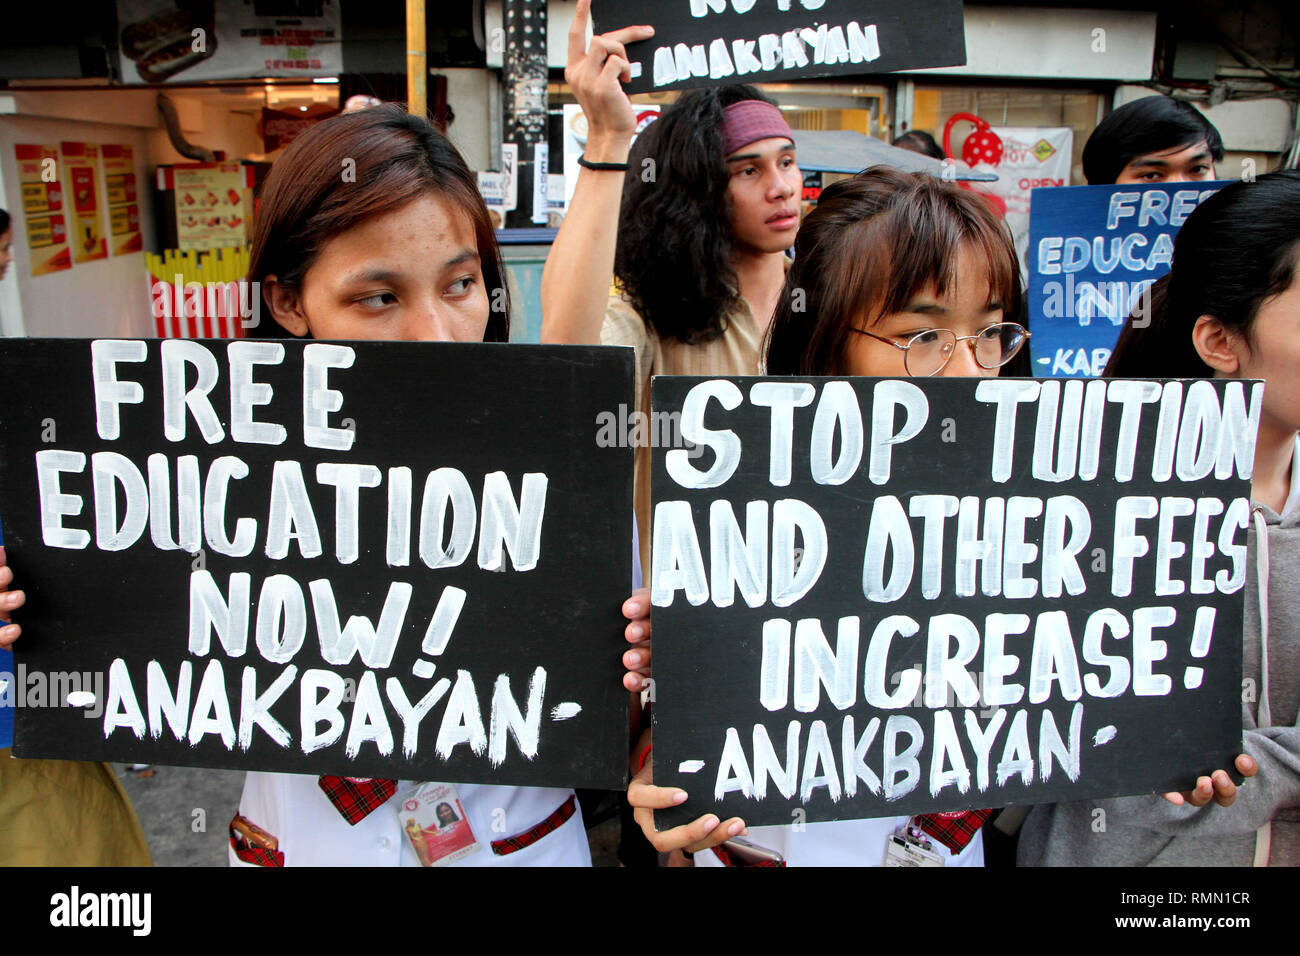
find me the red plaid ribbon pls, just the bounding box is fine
[490,794,577,856]
[915,809,993,854]
[229,814,285,867]
[229,836,285,867]
[317,776,398,825]
[710,843,786,868]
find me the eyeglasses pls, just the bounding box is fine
[852,323,1031,377]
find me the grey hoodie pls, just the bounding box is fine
[1018,472,1300,867]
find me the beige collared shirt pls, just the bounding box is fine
[601,292,767,577]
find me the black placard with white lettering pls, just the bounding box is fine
[651,376,1255,828]
[592,0,966,94]
[0,339,633,789]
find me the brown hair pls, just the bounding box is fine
[765,167,1021,375]
[247,104,508,341]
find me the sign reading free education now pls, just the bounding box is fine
[1027,181,1230,379]
[650,376,1257,828]
[0,339,633,789]
[593,0,966,94]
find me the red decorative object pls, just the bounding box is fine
[941,112,1008,218]
[942,112,1005,168]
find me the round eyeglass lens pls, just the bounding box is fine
[975,323,1027,369]
[906,329,957,376]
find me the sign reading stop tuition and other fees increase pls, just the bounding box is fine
[0,339,633,789]
[651,376,1257,828]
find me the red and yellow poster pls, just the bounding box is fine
[60,142,108,263]
[159,162,253,251]
[14,144,72,276]
[101,144,143,255]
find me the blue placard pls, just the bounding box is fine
[0,648,11,750]
[1027,181,1230,378]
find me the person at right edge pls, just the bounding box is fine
[1020,170,1299,866]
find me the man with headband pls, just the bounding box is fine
[542,0,801,868]
[542,1,801,580]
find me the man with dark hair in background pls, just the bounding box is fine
[1083,94,1224,185]
[892,129,947,161]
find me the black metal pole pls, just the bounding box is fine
[502,0,549,228]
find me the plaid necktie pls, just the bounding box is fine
[317,776,397,825]
[915,809,993,854]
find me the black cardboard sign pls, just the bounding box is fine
[651,376,1256,828]
[593,0,966,94]
[0,339,633,789]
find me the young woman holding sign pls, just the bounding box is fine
[220,103,655,867]
[628,168,1031,866]
[627,167,1257,866]
[1019,170,1300,867]
[0,106,645,867]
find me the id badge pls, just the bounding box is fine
[396,783,481,867]
[882,819,945,867]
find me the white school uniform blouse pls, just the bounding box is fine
[230,773,590,867]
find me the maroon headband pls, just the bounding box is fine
[721,100,794,157]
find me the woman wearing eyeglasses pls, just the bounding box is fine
[627,167,1029,865]
[764,167,1030,380]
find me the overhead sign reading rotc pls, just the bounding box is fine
[651,376,1256,828]
[593,0,966,93]
[0,340,633,790]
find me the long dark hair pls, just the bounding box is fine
[614,85,779,346]
[1104,170,1300,377]
[766,167,1022,376]
[247,104,509,341]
